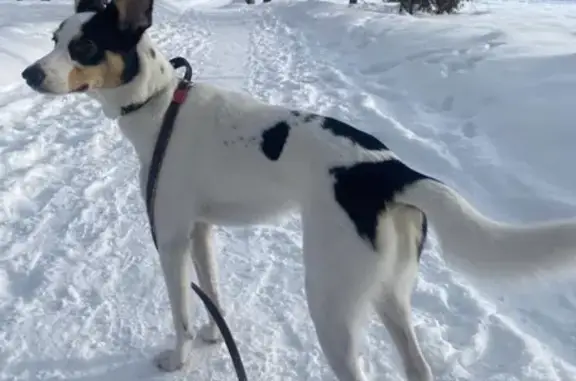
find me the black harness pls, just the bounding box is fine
[127,57,247,381]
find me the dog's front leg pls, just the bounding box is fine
[191,222,223,343]
[154,232,194,372]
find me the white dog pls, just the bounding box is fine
[21,0,576,379]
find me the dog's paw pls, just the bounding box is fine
[154,349,189,372]
[198,323,222,344]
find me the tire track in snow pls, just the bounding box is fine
[242,9,346,380]
[246,7,359,116]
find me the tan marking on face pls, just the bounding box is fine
[67,51,126,91]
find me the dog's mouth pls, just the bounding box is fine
[33,86,63,96]
[24,82,79,96]
[30,86,49,94]
[27,83,90,95]
[72,84,90,93]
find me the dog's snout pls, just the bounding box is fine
[22,65,46,88]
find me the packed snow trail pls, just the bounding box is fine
[2,0,576,380]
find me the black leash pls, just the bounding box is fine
[145,56,247,381]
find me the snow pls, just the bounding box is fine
[2,0,576,380]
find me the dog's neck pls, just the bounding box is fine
[90,33,176,120]
[90,33,179,168]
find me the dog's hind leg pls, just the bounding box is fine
[301,200,387,381]
[372,205,432,381]
[190,222,223,343]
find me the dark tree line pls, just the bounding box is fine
[395,0,463,14]
[348,0,463,13]
[25,0,462,11]
[246,0,463,14]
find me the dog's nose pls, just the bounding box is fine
[21,65,46,88]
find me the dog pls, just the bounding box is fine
[21,0,576,379]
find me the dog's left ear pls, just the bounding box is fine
[75,0,107,13]
[113,0,154,34]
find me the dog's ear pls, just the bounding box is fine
[113,0,154,34]
[74,0,107,13]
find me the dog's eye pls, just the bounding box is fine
[69,39,98,63]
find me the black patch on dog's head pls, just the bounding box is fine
[330,160,428,250]
[322,116,388,151]
[260,121,290,161]
[65,0,156,89]
[75,0,107,13]
[75,0,155,45]
[80,3,146,54]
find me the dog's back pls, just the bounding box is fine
[167,82,396,224]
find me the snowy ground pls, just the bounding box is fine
[2,0,576,380]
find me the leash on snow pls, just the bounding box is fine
[145,56,248,381]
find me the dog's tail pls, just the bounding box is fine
[396,177,576,280]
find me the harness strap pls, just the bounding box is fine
[145,57,247,381]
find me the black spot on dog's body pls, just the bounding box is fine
[330,160,428,250]
[182,321,189,336]
[160,65,165,74]
[304,114,319,123]
[417,214,428,260]
[149,48,156,58]
[260,121,290,161]
[322,117,388,151]
[224,133,260,150]
[291,110,386,150]
[291,109,320,124]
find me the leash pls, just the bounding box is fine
[145,56,248,381]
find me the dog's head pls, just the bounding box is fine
[21,0,154,94]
